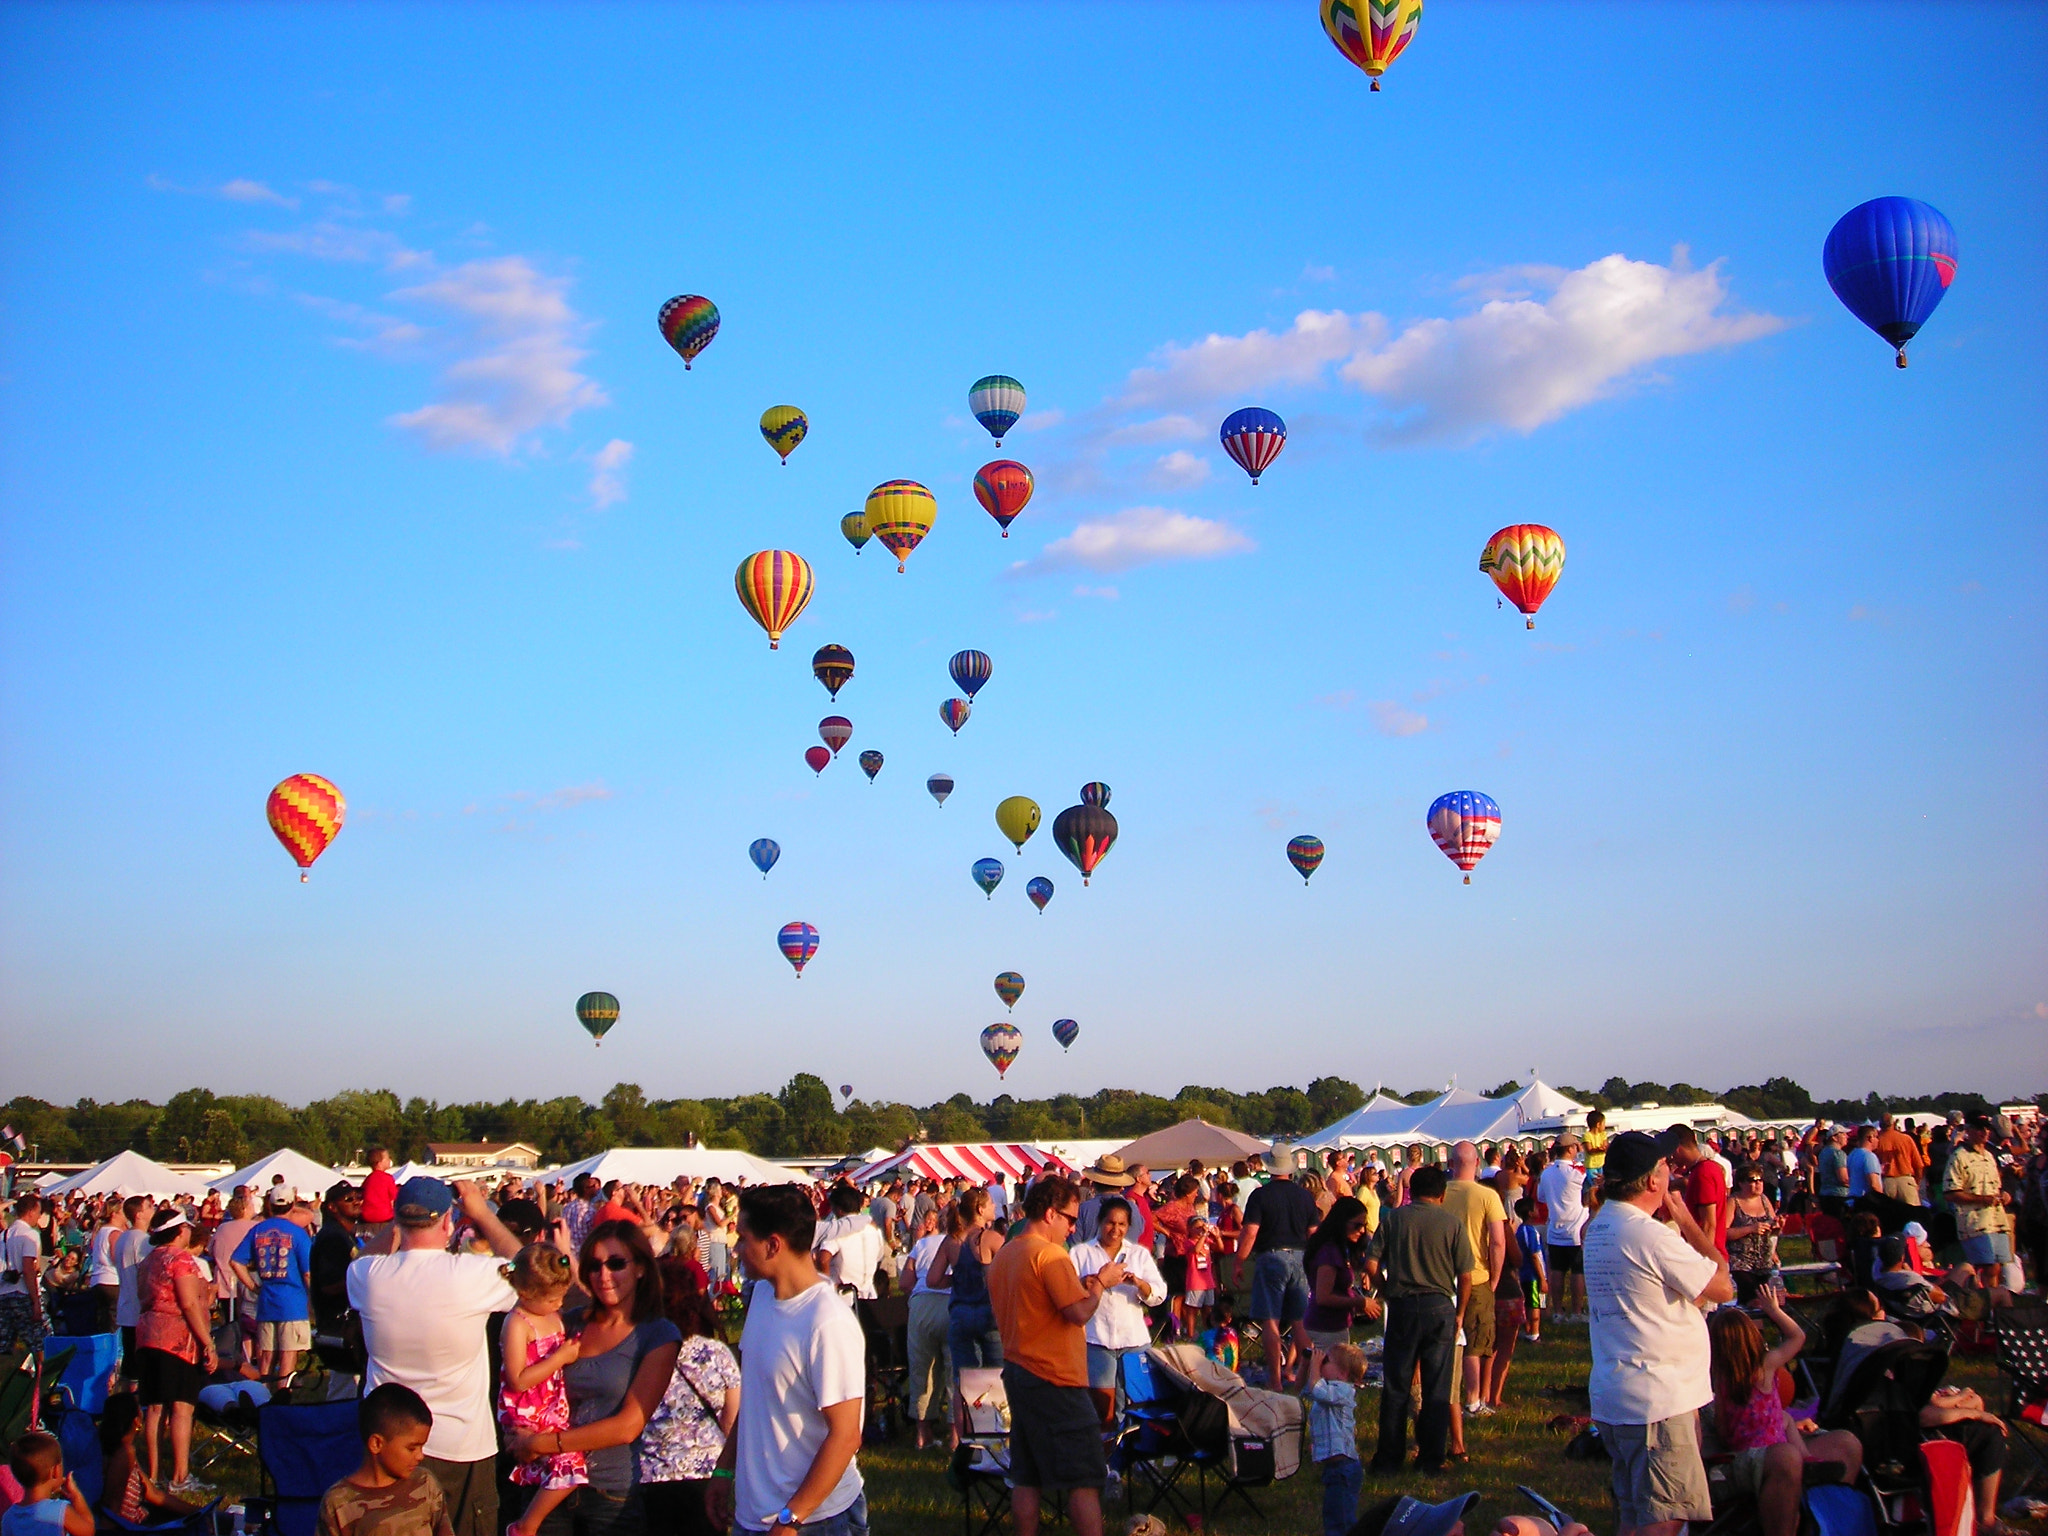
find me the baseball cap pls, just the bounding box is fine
[395,1176,455,1225]
[1381,1492,1481,1536]
[1601,1130,1672,1188]
[1903,1221,1928,1241]
[266,1186,294,1211]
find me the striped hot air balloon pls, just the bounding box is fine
[928,774,954,807]
[994,971,1026,1011]
[973,460,1035,537]
[980,1022,1022,1078]
[1427,791,1501,884]
[267,773,346,881]
[734,550,815,649]
[818,716,853,757]
[940,698,972,735]
[1287,835,1326,884]
[969,376,1026,445]
[1053,804,1118,886]
[1052,1017,1079,1051]
[812,644,855,700]
[759,406,808,463]
[1480,525,1565,629]
[778,921,819,977]
[656,295,719,368]
[1320,0,1423,90]
[841,511,871,553]
[1079,782,1111,809]
[1220,407,1287,484]
[575,991,620,1047]
[864,480,937,572]
[949,650,993,699]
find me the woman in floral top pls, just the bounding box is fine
[638,1254,740,1536]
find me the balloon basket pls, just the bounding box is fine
[1463,874,1472,885]
[1526,618,1535,630]
[684,362,692,371]
[769,640,780,651]
[299,871,309,883]
[897,562,907,573]
[1895,350,1909,369]
[1370,78,1382,91]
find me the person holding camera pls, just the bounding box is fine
[1726,1166,1781,1305]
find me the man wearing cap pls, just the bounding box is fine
[1537,1137,1588,1322]
[1073,1155,1135,1247]
[1582,1131,1733,1536]
[348,1175,524,1536]
[1814,1126,1851,1217]
[231,1187,317,1386]
[310,1181,363,1340]
[1237,1167,1321,1393]
[1349,1491,1487,1536]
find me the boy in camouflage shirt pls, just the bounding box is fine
[319,1386,456,1536]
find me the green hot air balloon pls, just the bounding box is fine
[576,991,620,1047]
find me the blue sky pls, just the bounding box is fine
[3,3,2043,1110]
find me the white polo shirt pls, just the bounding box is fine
[1583,1199,1719,1426]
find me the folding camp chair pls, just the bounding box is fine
[42,1333,121,1416]
[1993,1298,2048,1497]
[953,1366,1011,1536]
[1116,1351,1198,1529]
[0,1342,76,1442]
[254,1398,362,1536]
[1818,1337,1951,1534]
[855,1295,911,1444]
[40,1392,222,1536]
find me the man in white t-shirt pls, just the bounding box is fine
[113,1194,157,1366]
[1537,1139,1589,1320]
[813,1186,885,1303]
[710,1184,866,1535]
[86,1197,129,1333]
[1583,1132,1733,1536]
[0,1195,49,1353]
[347,1176,521,1536]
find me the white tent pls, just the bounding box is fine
[1507,1080,1589,1128]
[532,1148,805,1189]
[1296,1091,1425,1145]
[208,1149,344,1200]
[1298,1080,1593,1152]
[36,1150,216,1199]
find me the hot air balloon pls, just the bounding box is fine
[973,461,1034,537]
[864,480,937,572]
[1079,782,1111,809]
[1219,407,1286,485]
[575,991,620,1047]
[812,644,855,700]
[1053,804,1118,886]
[749,838,781,878]
[760,406,807,463]
[996,796,1040,852]
[656,295,719,369]
[777,921,819,977]
[840,1084,853,1100]
[980,1022,1022,1078]
[1480,525,1565,629]
[734,550,815,650]
[948,650,993,699]
[841,512,871,554]
[1824,197,1959,368]
[267,773,346,882]
[1427,791,1501,884]
[819,717,853,757]
[1026,876,1054,913]
[969,376,1026,446]
[994,971,1025,1011]
[1287,835,1325,884]
[1320,0,1423,90]
[940,698,972,735]
[805,746,831,776]
[972,857,1005,899]
[1052,1017,1079,1051]
[858,750,883,783]
[928,774,954,807]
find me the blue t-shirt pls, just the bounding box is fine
[2,1499,70,1536]
[234,1217,313,1322]
[1515,1222,1545,1283]
[1847,1148,1883,1197]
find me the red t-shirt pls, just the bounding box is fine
[361,1169,397,1224]
[1687,1159,1731,1260]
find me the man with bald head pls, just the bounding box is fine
[1441,1141,1508,1432]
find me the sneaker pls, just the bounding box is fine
[170,1477,216,1497]
[1522,1332,1542,1343]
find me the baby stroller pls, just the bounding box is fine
[1818,1336,1952,1533]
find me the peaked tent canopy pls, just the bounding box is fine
[531,1147,805,1190]
[36,1150,216,1199]
[208,1148,345,1200]
[1298,1080,1589,1151]
[1505,1080,1589,1127]
[851,1143,1070,1188]
[1298,1092,1421,1144]
[1111,1119,1274,1168]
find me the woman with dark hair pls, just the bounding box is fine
[1302,1197,1377,1350]
[508,1220,681,1536]
[638,1255,740,1536]
[934,1187,1004,1386]
[1727,1165,1783,1304]
[134,1207,217,1495]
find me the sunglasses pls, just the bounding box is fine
[584,1254,635,1273]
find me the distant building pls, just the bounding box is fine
[426,1141,542,1170]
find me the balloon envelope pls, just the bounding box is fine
[858,750,884,783]
[841,512,871,553]
[949,650,993,698]
[1079,782,1111,809]
[973,461,1034,536]
[864,480,937,572]
[980,1022,1022,1077]
[1053,804,1118,885]
[928,774,954,806]
[750,837,781,877]
[1052,1017,1079,1051]
[1025,876,1054,913]
[994,971,1025,1010]
[972,857,1005,898]
[575,991,620,1046]
[267,773,346,881]
[1427,791,1501,882]
[840,1084,853,1099]
[996,795,1041,852]
[777,921,819,976]
[1320,0,1423,88]
[812,644,855,700]
[940,698,972,735]
[969,375,1026,445]
[1287,834,1325,883]
[1219,407,1286,484]
[1480,525,1565,628]
[1823,197,1958,366]
[759,406,808,462]
[805,746,830,776]
[819,716,853,756]
[657,295,719,368]
[734,550,815,650]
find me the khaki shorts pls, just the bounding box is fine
[1721,1442,1792,1502]
[1461,1280,1496,1357]
[255,1319,311,1353]
[1598,1412,1713,1530]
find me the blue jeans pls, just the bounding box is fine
[949,1304,1004,1374]
[742,1494,867,1535]
[1320,1457,1363,1536]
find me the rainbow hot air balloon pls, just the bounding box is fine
[267,773,346,882]
[864,480,937,572]
[940,698,972,735]
[1287,835,1325,884]
[1079,782,1111,809]
[1026,876,1054,913]
[1480,524,1565,629]
[759,406,808,463]
[734,550,815,649]
[996,796,1040,852]
[656,295,719,369]
[1320,0,1423,90]
[994,971,1025,1011]
[777,921,819,977]
[972,857,1005,899]
[858,750,883,783]
[1220,407,1286,485]
[1427,791,1501,884]
[1052,1017,1078,1051]
[805,746,831,776]
[819,716,853,757]
[750,838,781,878]
[840,1083,853,1100]
[812,644,854,701]
[1824,197,1959,368]
[969,375,1026,446]
[575,991,620,1047]
[927,774,954,807]
[973,460,1034,537]
[1053,804,1118,886]
[980,1022,1022,1078]
[949,650,993,699]
[841,512,871,554]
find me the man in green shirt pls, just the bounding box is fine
[1366,1166,1474,1474]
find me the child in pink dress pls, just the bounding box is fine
[499,1246,585,1536]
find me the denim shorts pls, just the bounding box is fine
[1960,1231,2012,1265]
[741,1494,867,1535]
[1249,1249,1310,1327]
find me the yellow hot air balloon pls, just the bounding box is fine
[1320,0,1423,91]
[760,406,808,464]
[734,550,815,649]
[995,796,1041,853]
[863,480,937,573]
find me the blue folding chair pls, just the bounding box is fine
[43,1334,122,1416]
[1117,1351,1196,1527]
[256,1399,362,1536]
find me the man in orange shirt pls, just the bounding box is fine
[1873,1115,1927,1205]
[987,1175,1123,1536]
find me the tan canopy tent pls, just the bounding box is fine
[1110,1119,1273,1169]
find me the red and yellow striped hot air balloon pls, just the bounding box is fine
[1479,524,1565,629]
[1320,0,1423,91]
[267,773,345,882]
[863,480,937,573]
[734,550,816,649]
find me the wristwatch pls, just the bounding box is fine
[773,1508,802,1529]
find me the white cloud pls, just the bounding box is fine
[587,439,634,508]
[1148,450,1210,488]
[1302,263,1338,283]
[1015,409,1065,432]
[382,193,413,215]
[1009,507,1254,577]
[1117,309,1380,411]
[148,173,297,208]
[529,781,612,812]
[1106,414,1207,446]
[244,220,426,268]
[1072,585,1120,600]
[1369,700,1429,737]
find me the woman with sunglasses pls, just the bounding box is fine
[507,1221,681,1536]
[1727,1164,1783,1305]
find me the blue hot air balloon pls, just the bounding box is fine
[1025,876,1054,913]
[1052,1017,1079,1052]
[1823,198,1959,368]
[949,650,993,699]
[1220,407,1287,485]
[972,857,1005,900]
[749,838,780,879]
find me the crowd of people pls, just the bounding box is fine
[0,1105,2041,1536]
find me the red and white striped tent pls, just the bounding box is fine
[851,1142,1072,1187]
